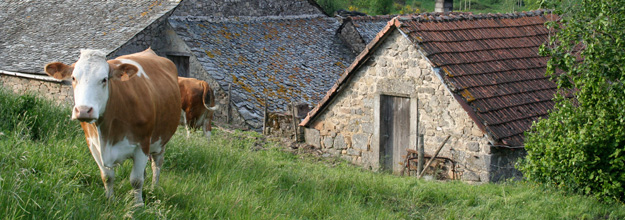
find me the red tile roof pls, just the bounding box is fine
[301,10,559,147]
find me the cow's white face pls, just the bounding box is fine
[70,50,110,122]
[44,49,139,123]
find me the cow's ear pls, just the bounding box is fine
[44,62,73,80]
[110,63,138,81]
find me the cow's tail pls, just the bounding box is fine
[201,82,219,112]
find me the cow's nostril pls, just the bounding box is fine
[87,107,93,114]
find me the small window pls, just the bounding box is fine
[167,55,190,77]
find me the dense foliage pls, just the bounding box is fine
[314,0,531,15]
[519,0,625,202]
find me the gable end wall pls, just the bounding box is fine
[304,30,523,182]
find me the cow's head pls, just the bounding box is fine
[44,49,138,122]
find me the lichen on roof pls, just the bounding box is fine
[0,0,180,74]
[169,15,355,128]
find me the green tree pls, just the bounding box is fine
[316,0,344,15]
[370,0,394,14]
[519,0,625,202]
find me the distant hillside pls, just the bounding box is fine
[316,0,533,16]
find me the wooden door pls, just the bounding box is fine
[380,95,410,173]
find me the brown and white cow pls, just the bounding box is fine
[44,48,180,205]
[178,77,218,142]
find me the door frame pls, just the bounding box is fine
[372,91,418,173]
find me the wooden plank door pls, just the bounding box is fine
[380,95,410,173]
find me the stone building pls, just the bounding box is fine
[167,14,355,130]
[0,0,355,131]
[300,10,559,182]
[0,0,181,105]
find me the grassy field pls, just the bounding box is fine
[1,88,625,219]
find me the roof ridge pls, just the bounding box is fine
[169,14,328,22]
[396,9,554,23]
[350,14,398,21]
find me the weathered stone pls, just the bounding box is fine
[340,154,351,161]
[352,133,369,151]
[323,136,334,149]
[471,127,483,136]
[418,87,435,94]
[334,134,347,150]
[304,128,320,148]
[462,171,480,182]
[466,155,484,170]
[347,148,360,156]
[361,122,373,134]
[467,142,480,152]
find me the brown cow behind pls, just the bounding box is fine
[178,77,219,142]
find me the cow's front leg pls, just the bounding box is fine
[89,140,115,200]
[130,147,149,205]
[181,110,191,138]
[100,167,115,200]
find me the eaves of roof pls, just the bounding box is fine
[300,17,401,127]
[301,10,560,147]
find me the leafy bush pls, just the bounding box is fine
[518,0,625,202]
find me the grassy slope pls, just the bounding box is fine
[1,89,624,219]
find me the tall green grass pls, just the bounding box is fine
[1,88,624,219]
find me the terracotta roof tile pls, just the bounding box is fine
[397,10,559,146]
[302,10,559,147]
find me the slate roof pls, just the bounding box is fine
[0,0,180,74]
[169,15,355,128]
[349,15,396,44]
[302,10,559,147]
[347,13,473,47]
[173,0,327,17]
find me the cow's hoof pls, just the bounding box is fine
[133,202,145,208]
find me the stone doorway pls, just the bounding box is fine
[379,95,410,173]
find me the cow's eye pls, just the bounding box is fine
[72,76,76,81]
[102,78,107,84]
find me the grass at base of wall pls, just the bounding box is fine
[1,88,624,219]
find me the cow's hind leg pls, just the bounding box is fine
[130,147,149,206]
[151,149,165,190]
[202,120,212,143]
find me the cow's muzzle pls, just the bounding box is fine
[72,105,96,122]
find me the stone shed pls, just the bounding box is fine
[300,10,559,182]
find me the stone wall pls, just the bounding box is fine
[173,0,325,17]
[303,29,506,182]
[337,20,366,54]
[0,74,73,106]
